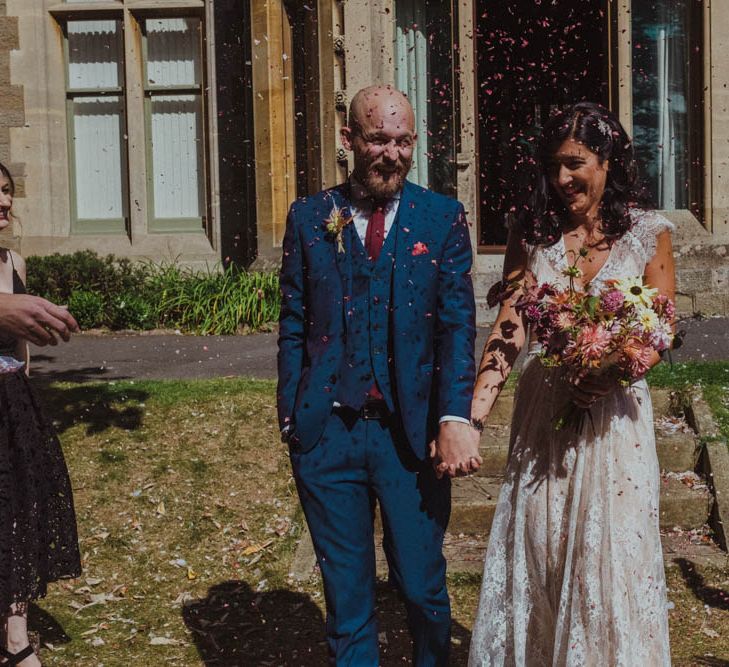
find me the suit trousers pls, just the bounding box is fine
[290,408,452,666]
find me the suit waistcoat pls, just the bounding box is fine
[335,215,399,411]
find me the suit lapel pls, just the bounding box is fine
[393,180,419,288]
[327,186,354,333]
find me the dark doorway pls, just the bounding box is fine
[214,0,258,267]
[284,2,322,199]
[475,1,615,246]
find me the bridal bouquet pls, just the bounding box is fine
[505,252,675,429]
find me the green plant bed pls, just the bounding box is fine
[26,251,280,334]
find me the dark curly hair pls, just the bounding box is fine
[515,102,647,246]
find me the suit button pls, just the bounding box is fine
[373,296,380,305]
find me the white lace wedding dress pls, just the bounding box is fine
[468,211,673,666]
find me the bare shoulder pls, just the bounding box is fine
[9,250,25,271]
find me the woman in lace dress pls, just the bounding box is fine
[468,103,675,666]
[0,163,81,666]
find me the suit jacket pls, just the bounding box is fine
[277,180,476,458]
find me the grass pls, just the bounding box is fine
[28,371,729,665]
[648,361,729,442]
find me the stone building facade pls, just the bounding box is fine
[0,1,726,322]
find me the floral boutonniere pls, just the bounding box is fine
[325,203,353,254]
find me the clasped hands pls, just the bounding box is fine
[429,420,483,479]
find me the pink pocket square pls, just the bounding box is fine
[412,242,429,256]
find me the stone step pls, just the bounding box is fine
[374,526,729,576]
[477,387,698,477]
[479,430,698,477]
[482,386,679,428]
[655,431,699,472]
[373,469,711,540]
[660,475,714,531]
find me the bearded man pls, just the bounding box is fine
[277,85,481,666]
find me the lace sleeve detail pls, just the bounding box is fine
[627,209,675,265]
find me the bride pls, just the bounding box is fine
[468,102,675,666]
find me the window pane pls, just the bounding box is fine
[146,18,201,88]
[394,0,455,196]
[72,96,125,220]
[632,2,699,210]
[67,20,123,90]
[150,94,203,219]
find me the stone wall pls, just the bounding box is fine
[0,0,23,250]
[675,242,729,317]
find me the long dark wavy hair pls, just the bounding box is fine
[515,102,647,246]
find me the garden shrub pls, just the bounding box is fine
[108,292,155,330]
[27,250,149,304]
[67,289,105,330]
[24,251,281,334]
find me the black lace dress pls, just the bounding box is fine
[0,255,81,612]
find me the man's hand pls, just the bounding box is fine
[429,421,482,479]
[0,293,80,346]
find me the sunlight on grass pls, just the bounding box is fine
[28,372,729,665]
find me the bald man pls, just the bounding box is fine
[277,85,479,665]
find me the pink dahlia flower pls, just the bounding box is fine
[600,289,624,313]
[621,342,654,379]
[576,323,612,361]
[649,321,673,352]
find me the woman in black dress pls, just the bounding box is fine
[0,163,81,666]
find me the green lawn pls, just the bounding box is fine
[648,361,729,442]
[25,365,729,665]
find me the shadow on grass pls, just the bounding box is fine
[183,580,472,665]
[675,558,729,611]
[32,379,148,435]
[29,359,132,385]
[28,603,72,646]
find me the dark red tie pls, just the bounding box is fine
[365,205,386,400]
[365,205,386,261]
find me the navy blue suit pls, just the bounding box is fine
[277,180,476,665]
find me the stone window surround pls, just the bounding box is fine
[12,0,221,261]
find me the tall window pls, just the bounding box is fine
[632,1,704,216]
[58,5,209,238]
[65,20,128,233]
[394,0,457,196]
[143,18,206,233]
